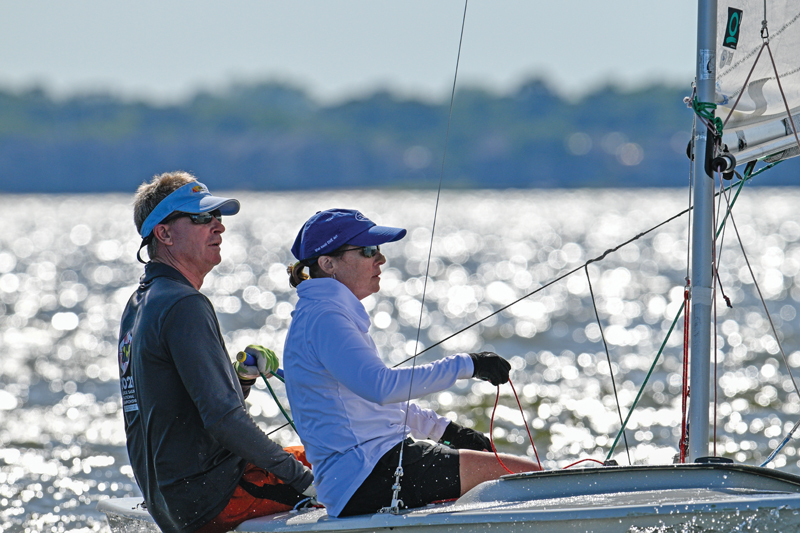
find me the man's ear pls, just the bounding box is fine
[153,224,173,247]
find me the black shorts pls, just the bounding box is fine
[340,438,461,517]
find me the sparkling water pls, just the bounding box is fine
[3,188,800,532]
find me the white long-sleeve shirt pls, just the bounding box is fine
[283,278,474,517]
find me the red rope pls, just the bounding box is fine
[489,386,514,475]
[488,379,611,472]
[563,457,605,469]
[713,174,721,458]
[488,378,542,473]
[510,379,541,468]
[679,281,691,463]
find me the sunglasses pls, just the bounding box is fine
[339,245,381,258]
[160,210,222,226]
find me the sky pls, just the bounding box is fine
[0,1,700,105]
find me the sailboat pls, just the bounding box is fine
[99,1,800,531]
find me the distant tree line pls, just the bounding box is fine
[0,80,796,193]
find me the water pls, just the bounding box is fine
[3,188,800,532]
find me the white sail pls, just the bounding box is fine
[716,1,800,163]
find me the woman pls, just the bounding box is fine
[283,208,541,518]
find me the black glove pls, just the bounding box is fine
[470,351,511,386]
[439,422,492,451]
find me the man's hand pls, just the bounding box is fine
[235,345,280,380]
[302,483,317,499]
[439,421,492,451]
[469,351,511,386]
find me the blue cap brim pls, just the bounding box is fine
[348,225,407,246]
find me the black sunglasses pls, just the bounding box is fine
[339,245,381,258]
[160,210,222,226]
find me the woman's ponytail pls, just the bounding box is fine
[288,262,309,288]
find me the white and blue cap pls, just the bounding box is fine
[291,208,406,263]
[139,181,240,239]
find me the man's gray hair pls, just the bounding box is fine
[134,171,197,260]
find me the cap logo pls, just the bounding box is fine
[191,185,206,193]
[355,212,367,221]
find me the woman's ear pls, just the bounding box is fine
[317,255,336,276]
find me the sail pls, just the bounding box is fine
[715,1,800,163]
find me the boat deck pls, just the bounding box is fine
[98,463,800,533]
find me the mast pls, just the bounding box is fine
[688,0,717,461]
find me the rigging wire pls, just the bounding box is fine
[719,187,800,402]
[708,166,751,457]
[721,183,800,465]
[392,207,688,368]
[394,161,782,375]
[393,173,765,370]
[253,160,795,467]
[585,265,631,465]
[390,168,799,464]
[257,164,800,468]
[718,7,800,155]
[385,0,470,515]
[605,169,765,461]
[764,41,800,154]
[762,419,800,467]
[605,300,685,462]
[266,421,291,437]
[261,375,297,433]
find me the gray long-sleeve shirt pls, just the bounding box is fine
[118,262,312,533]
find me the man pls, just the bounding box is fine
[118,171,314,533]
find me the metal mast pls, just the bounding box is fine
[688,0,717,461]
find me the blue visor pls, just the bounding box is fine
[139,182,240,238]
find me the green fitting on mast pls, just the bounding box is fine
[692,97,724,135]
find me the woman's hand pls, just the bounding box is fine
[469,351,511,386]
[439,422,492,451]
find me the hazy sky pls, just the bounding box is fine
[0,1,699,105]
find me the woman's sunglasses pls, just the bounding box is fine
[339,245,380,258]
[160,210,222,226]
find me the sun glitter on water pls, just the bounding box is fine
[3,188,800,531]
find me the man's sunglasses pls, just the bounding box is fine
[339,245,381,258]
[160,210,222,226]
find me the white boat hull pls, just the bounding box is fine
[98,463,800,532]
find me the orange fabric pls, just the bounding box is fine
[195,447,311,533]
